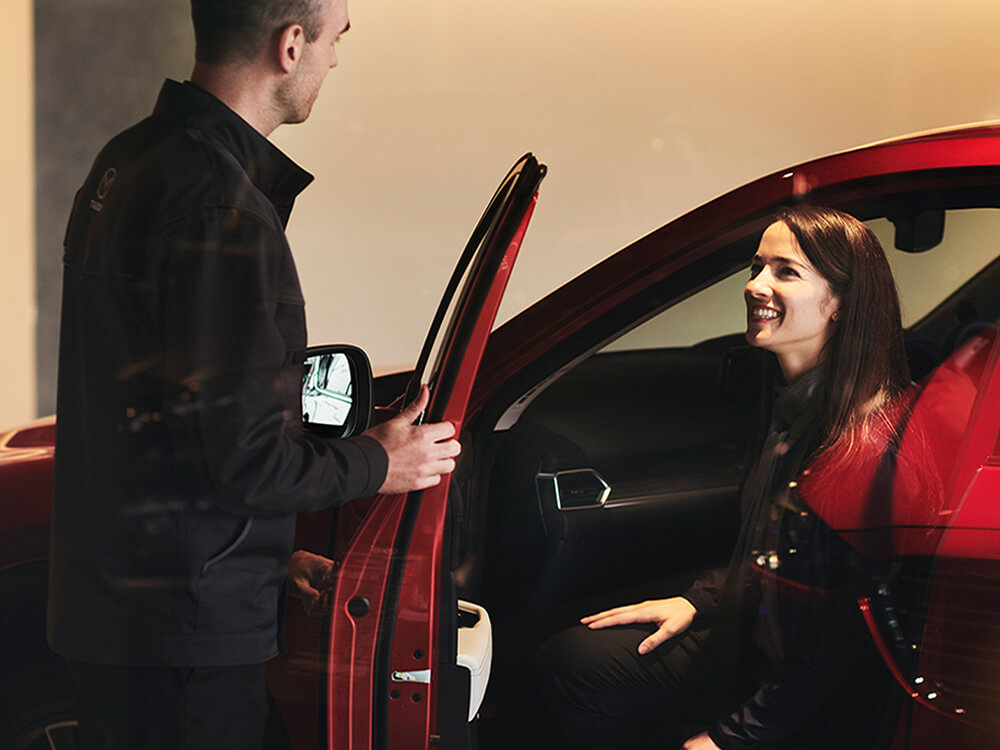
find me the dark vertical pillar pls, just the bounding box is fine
[34,0,193,416]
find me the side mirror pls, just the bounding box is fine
[302,344,373,438]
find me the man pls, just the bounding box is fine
[47,1,460,747]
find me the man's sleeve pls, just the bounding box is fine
[158,206,388,514]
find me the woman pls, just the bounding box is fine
[539,206,913,749]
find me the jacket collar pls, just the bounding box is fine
[152,79,314,222]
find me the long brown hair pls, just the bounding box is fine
[775,205,910,448]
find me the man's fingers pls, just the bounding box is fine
[414,474,443,491]
[411,458,455,488]
[368,389,464,494]
[403,427,460,465]
[399,384,430,423]
[301,589,320,608]
[406,421,458,448]
[427,439,460,461]
[302,589,328,617]
[426,420,459,442]
[434,457,457,475]
[299,581,320,598]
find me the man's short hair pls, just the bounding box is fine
[191,0,327,64]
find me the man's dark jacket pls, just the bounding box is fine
[48,80,388,667]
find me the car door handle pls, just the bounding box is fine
[537,469,611,510]
[391,669,432,684]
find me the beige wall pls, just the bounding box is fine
[14,0,1000,421]
[1,0,34,427]
[274,0,1000,373]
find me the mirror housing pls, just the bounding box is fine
[301,344,373,438]
[890,209,945,253]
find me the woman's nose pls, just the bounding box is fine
[746,273,770,299]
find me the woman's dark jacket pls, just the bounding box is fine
[682,368,896,749]
[48,80,388,667]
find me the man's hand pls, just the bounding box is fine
[287,549,337,616]
[682,731,722,750]
[363,385,461,495]
[580,596,697,654]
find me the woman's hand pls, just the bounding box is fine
[287,549,338,616]
[580,597,697,654]
[682,731,721,749]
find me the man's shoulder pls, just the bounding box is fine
[92,115,270,227]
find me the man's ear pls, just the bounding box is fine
[276,23,306,73]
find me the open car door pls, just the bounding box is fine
[325,154,547,750]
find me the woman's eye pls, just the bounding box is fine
[779,266,800,278]
[749,263,763,278]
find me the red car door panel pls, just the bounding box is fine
[325,155,546,750]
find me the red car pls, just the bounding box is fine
[2,129,999,750]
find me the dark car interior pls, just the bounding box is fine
[448,199,1000,748]
[471,342,756,745]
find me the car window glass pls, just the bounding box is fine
[868,208,1000,327]
[601,269,746,352]
[602,207,1000,354]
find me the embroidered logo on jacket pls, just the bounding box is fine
[90,168,117,212]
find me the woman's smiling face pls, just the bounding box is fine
[745,221,841,381]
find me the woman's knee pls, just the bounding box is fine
[537,623,658,701]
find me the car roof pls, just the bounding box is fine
[474,123,1000,416]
